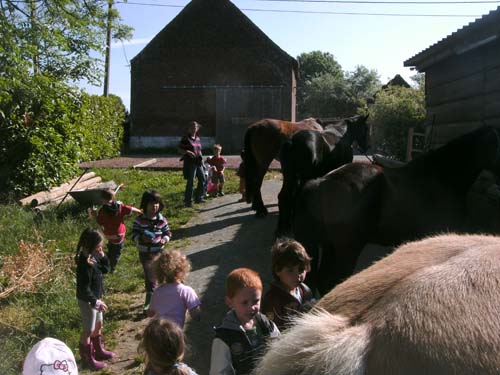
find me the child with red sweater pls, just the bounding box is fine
[207,144,227,197]
[93,188,142,273]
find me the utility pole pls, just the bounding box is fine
[103,0,113,97]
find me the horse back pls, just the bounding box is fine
[255,234,500,375]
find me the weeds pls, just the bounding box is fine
[0,167,242,374]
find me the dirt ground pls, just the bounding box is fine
[80,177,283,375]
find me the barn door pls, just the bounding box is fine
[216,87,284,153]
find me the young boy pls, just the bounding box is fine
[210,268,280,375]
[261,239,316,331]
[207,144,227,197]
[93,188,142,272]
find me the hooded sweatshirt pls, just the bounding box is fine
[209,310,279,375]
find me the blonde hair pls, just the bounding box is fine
[271,238,311,280]
[154,250,191,284]
[214,144,222,151]
[139,317,190,375]
[226,268,262,298]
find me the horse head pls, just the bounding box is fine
[345,114,370,153]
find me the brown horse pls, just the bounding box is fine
[293,125,500,294]
[255,233,500,375]
[277,114,370,235]
[243,118,323,216]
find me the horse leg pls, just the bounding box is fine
[252,162,270,217]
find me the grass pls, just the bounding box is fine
[0,168,242,374]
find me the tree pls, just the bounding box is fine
[345,65,381,103]
[297,51,343,82]
[369,86,425,161]
[0,0,132,85]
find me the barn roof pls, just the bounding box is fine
[404,6,500,71]
[131,0,297,71]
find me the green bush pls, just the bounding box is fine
[369,86,425,161]
[0,76,126,199]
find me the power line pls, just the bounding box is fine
[116,1,485,16]
[255,0,500,4]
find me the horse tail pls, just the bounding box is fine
[243,126,257,204]
[254,308,370,375]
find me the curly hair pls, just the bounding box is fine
[139,317,189,375]
[153,249,191,284]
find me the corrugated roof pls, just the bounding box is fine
[404,6,500,70]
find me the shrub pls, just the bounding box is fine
[369,86,425,161]
[0,76,126,199]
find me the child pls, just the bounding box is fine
[132,190,172,312]
[236,151,246,202]
[23,337,78,375]
[209,268,280,375]
[139,317,198,375]
[207,144,227,197]
[75,228,115,370]
[94,188,142,273]
[147,249,201,328]
[261,239,316,331]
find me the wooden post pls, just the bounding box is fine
[406,127,414,162]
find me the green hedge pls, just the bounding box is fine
[0,75,125,199]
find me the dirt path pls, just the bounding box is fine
[90,177,283,375]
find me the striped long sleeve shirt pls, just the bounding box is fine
[132,213,170,253]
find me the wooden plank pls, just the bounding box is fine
[426,42,500,88]
[19,172,96,206]
[133,158,157,169]
[427,122,483,147]
[427,91,500,125]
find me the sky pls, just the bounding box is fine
[82,0,500,110]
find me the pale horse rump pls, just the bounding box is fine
[254,233,500,375]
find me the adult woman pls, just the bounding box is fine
[178,121,206,207]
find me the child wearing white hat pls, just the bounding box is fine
[23,337,78,375]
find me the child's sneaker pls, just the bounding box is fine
[218,191,224,196]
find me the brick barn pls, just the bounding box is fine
[404,6,500,149]
[129,0,298,152]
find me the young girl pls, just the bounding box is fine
[147,249,201,328]
[139,317,198,375]
[75,227,115,370]
[132,190,172,311]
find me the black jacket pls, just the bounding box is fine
[76,252,110,307]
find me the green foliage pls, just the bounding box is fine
[300,73,358,118]
[0,76,126,198]
[297,51,343,82]
[0,168,240,374]
[0,0,133,85]
[296,51,381,119]
[369,86,426,161]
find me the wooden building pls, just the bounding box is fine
[129,0,298,152]
[404,7,500,149]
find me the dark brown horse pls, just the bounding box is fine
[293,125,500,295]
[243,118,323,216]
[277,114,370,235]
